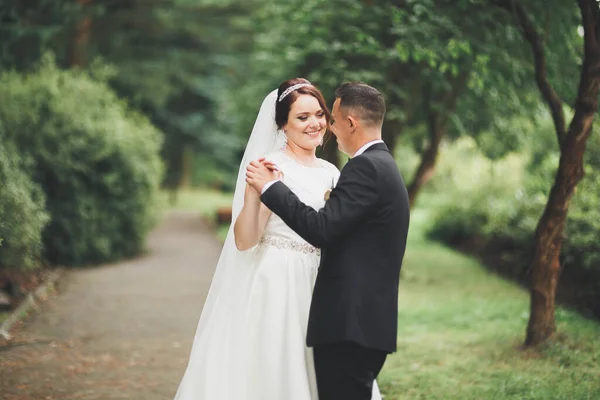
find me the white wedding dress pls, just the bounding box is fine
[240,150,337,399]
[174,90,382,400]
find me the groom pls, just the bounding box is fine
[246,82,410,400]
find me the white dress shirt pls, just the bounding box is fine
[261,139,385,194]
[352,139,384,158]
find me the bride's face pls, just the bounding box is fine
[283,94,327,151]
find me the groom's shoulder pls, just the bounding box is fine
[362,147,396,165]
[342,154,379,177]
[352,150,399,178]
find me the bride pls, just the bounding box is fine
[174,78,381,400]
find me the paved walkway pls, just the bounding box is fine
[0,212,221,400]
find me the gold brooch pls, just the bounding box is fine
[324,189,332,201]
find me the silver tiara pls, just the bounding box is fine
[278,83,312,102]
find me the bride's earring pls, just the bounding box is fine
[280,132,288,151]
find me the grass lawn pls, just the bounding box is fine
[175,188,600,399]
[379,208,600,399]
[158,188,233,217]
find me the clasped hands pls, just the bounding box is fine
[245,158,283,194]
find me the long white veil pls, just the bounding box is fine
[174,89,284,399]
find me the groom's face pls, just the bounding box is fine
[330,98,350,156]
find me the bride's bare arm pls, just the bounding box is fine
[233,184,272,251]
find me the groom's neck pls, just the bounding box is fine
[348,130,382,157]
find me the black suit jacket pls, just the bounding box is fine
[261,142,410,353]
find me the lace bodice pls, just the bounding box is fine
[261,151,340,244]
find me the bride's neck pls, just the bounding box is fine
[284,143,318,166]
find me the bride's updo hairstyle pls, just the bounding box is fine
[275,78,331,130]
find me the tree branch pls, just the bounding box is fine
[578,0,600,56]
[495,0,567,150]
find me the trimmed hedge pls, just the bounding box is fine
[0,57,163,266]
[0,138,49,270]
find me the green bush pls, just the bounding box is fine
[0,56,163,266]
[425,130,600,314]
[425,137,531,242]
[0,139,49,270]
[562,133,600,272]
[427,202,488,245]
[192,153,237,192]
[563,169,600,272]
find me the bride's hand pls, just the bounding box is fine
[260,159,283,178]
[246,159,281,193]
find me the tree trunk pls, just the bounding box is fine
[407,113,446,208]
[179,145,194,189]
[406,69,469,208]
[525,0,600,346]
[495,0,566,147]
[69,0,92,67]
[527,122,595,345]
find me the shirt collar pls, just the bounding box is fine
[352,139,385,158]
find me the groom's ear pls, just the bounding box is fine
[347,115,359,132]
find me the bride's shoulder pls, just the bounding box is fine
[263,150,286,164]
[318,158,339,170]
[318,158,340,175]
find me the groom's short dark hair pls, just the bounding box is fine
[334,82,386,127]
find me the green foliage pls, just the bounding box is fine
[561,132,600,272]
[0,56,163,266]
[393,139,421,182]
[427,202,488,245]
[0,139,49,270]
[1,0,248,190]
[0,0,82,70]
[192,154,237,191]
[234,0,556,175]
[86,0,250,189]
[425,137,531,242]
[425,124,600,311]
[564,175,600,272]
[519,115,600,273]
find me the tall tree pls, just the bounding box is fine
[406,69,470,206]
[389,0,551,207]
[496,0,600,346]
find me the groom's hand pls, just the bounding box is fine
[246,159,281,193]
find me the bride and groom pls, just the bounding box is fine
[174,79,410,400]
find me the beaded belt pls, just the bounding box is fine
[258,236,321,256]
